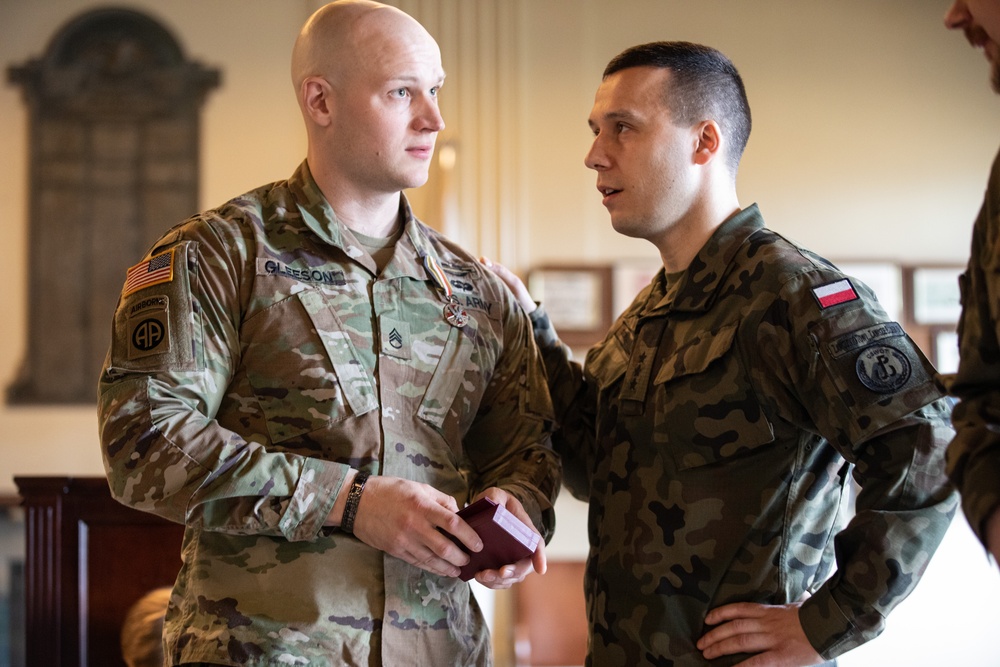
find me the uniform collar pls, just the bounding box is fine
[289,160,451,284]
[639,203,765,316]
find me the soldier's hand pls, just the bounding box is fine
[350,475,483,578]
[697,601,824,667]
[480,257,537,314]
[471,486,547,590]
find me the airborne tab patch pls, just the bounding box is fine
[812,279,859,309]
[123,249,174,297]
[126,295,170,359]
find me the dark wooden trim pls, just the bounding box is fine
[15,476,183,667]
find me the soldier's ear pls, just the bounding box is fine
[692,120,722,166]
[301,76,335,128]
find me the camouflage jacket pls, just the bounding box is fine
[531,204,956,665]
[97,161,559,667]
[947,149,1000,546]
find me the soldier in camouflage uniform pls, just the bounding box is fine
[96,2,560,665]
[943,0,1000,568]
[487,42,956,666]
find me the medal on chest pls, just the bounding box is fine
[423,253,467,328]
[443,298,469,327]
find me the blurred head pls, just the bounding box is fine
[120,587,170,667]
[291,0,445,197]
[945,0,1000,92]
[584,42,748,243]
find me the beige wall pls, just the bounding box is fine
[2,1,1000,664]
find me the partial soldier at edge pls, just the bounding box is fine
[943,0,1000,569]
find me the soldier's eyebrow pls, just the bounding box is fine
[589,109,643,131]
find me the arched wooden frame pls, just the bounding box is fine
[7,8,219,403]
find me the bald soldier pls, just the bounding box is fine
[97,2,559,665]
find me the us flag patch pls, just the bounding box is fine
[812,278,859,309]
[123,249,175,297]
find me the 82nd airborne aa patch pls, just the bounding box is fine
[126,295,171,359]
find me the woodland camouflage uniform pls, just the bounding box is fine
[98,161,560,667]
[947,150,1000,549]
[531,204,956,666]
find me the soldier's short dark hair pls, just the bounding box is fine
[604,41,751,173]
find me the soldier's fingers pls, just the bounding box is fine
[697,616,761,651]
[703,601,768,626]
[699,629,770,660]
[408,547,462,578]
[474,562,526,589]
[479,256,535,312]
[436,508,483,555]
[421,519,480,569]
[431,489,460,513]
[531,536,547,575]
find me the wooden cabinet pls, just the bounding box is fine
[15,476,183,667]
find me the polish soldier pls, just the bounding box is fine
[487,41,956,667]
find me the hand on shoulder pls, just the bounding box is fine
[479,257,536,314]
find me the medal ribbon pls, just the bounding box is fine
[423,254,453,301]
[423,253,469,328]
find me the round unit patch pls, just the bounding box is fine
[856,345,911,393]
[132,318,166,351]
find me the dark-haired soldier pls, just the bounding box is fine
[486,41,955,666]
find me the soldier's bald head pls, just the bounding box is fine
[291,0,437,92]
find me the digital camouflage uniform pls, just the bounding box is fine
[530,204,956,666]
[97,161,560,667]
[947,150,1000,548]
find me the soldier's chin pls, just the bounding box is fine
[609,217,644,239]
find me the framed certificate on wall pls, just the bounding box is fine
[528,265,613,348]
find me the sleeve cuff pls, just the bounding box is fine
[278,459,352,542]
[799,585,883,660]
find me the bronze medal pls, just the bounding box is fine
[444,300,469,328]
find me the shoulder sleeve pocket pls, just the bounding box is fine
[108,241,199,373]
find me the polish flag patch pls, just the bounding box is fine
[812,279,859,309]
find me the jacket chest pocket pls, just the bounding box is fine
[378,291,490,448]
[242,289,378,443]
[414,318,482,434]
[652,323,774,470]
